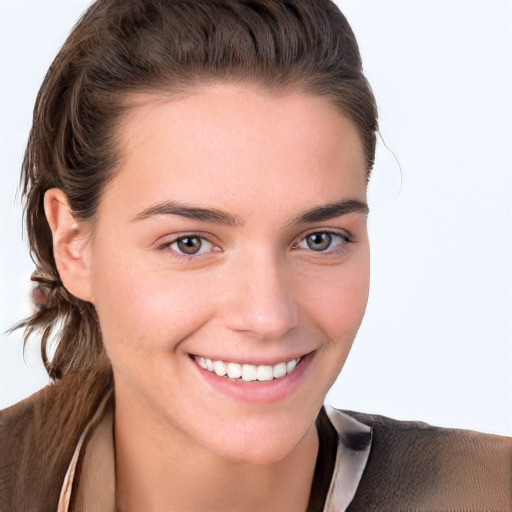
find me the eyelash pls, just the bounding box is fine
[158,229,352,260]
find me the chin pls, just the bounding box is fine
[199,414,317,466]
[213,439,300,466]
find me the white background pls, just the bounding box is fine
[1,1,511,436]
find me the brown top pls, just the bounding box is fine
[56,394,372,512]
[1,376,511,511]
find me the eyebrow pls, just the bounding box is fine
[133,200,241,226]
[291,200,369,225]
[133,198,368,226]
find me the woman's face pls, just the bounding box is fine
[83,84,369,464]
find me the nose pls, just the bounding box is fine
[221,251,299,341]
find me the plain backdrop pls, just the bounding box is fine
[1,0,511,436]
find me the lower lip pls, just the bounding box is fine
[191,353,314,404]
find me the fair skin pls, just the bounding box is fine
[45,83,370,512]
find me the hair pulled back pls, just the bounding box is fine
[20,0,378,382]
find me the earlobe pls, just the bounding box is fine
[43,188,95,303]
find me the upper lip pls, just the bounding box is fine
[189,350,313,366]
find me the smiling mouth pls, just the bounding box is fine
[192,355,302,382]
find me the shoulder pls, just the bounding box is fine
[0,382,65,511]
[0,371,112,511]
[335,409,512,511]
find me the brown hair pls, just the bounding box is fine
[19,0,377,384]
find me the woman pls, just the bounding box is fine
[1,1,510,511]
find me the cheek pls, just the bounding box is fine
[299,254,370,340]
[90,251,218,359]
[304,257,370,391]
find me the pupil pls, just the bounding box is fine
[177,237,201,254]
[307,233,331,251]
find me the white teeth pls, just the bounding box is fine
[273,362,287,379]
[256,365,273,382]
[286,359,297,374]
[227,362,242,379]
[195,356,301,382]
[241,364,257,382]
[213,360,227,377]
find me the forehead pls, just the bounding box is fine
[106,84,367,218]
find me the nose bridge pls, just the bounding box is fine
[222,247,298,340]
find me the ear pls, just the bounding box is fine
[44,188,95,303]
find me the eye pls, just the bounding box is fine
[294,231,350,254]
[175,236,204,255]
[160,234,219,258]
[305,233,333,251]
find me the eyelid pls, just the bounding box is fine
[295,227,352,242]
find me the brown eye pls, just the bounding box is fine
[306,233,332,251]
[164,235,218,259]
[176,236,202,254]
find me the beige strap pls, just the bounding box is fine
[57,392,114,512]
[323,407,373,512]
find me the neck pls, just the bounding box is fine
[114,396,319,512]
